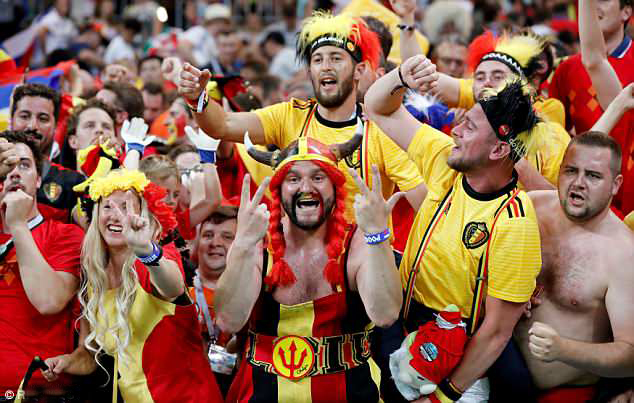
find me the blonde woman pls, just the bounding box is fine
[42,169,222,402]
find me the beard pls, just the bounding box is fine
[281,191,335,231]
[312,73,355,108]
[559,188,610,223]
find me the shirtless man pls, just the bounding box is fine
[515,132,634,402]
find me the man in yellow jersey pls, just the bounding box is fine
[365,56,542,402]
[429,31,570,190]
[177,12,427,227]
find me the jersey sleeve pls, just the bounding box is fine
[45,223,84,277]
[376,131,424,192]
[407,124,455,193]
[457,79,476,110]
[538,122,570,186]
[487,210,542,303]
[253,101,291,147]
[547,60,573,132]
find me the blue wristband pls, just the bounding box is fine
[364,228,390,245]
[136,242,163,266]
[126,142,145,155]
[199,149,216,164]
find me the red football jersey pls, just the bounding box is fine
[0,219,83,392]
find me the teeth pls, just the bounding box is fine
[108,224,123,232]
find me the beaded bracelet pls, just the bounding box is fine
[136,242,163,266]
[364,228,390,245]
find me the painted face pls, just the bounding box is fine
[0,143,41,202]
[280,161,335,231]
[473,60,514,100]
[436,42,467,78]
[98,190,141,248]
[558,144,620,222]
[11,96,56,154]
[309,46,356,108]
[70,107,116,152]
[197,218,237,274]
[152,175,181,210]
[448,104,497,172]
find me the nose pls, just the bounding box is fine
[299,178,313,193]
[571,173,587,190]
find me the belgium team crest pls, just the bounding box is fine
[272,336,315,380]
[462,222,489,249]
[43,182,62,202]
[344,147,361,169]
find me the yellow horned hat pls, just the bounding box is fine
[296,11,381,70]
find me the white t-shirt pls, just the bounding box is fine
[269,47,300,81]
[103,35,136,64]
[180,26,217,68]
[39,8,78,54]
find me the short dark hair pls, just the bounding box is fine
[264,31,286,47]
[66,98,117,139]
[11,83,61,122]
[569,131,622,177]
[0,129,44,175]
[362,16,393,59]
[123,17,142,34]
[142,82,164,97]
[621,0,632,9]
[168,143,198,161]
[103,81,145,119]
[203,211,238,225]
[251,74,281,101]
[139,54,163,71]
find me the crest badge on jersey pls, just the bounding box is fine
[344,147,361,169]
[462,222,489,249]
[43,182,62,202]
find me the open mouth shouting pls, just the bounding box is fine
[319,76,338,92]
[568,190,585,207]
[295,192,322,214]
[6,182,25,192]
[106,223,124,234]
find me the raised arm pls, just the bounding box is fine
[365,55,438,150]
[178,63,266,144]
[579,0,623,110]
[184,126,223,226]
[4,192,79,315]
[391,0,423,61]
[347,166,404,328]
[215,175,270,334]
[592,83,634,134]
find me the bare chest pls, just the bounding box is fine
[540,234,608,312]
[273,250,335,305]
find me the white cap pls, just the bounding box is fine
[204,4,231,22]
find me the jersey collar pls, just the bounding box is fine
[314,103,362,129]
[462,170,519,202]
[610,34,632,59]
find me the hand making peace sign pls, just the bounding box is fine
[349,165,405,235]
[235,174,271,247]
[112,197,155,256]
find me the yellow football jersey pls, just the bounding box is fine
[254,98,424,224]
[401,125,542,320]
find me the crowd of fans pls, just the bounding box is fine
[0,0,633,402]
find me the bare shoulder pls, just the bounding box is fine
[346,227,365,290]
[604,213,634,263]
[527,190,559,215]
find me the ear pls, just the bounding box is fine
[36,175,42,190]
[354,60,370,81]
[68,134,79,150]
[622,5,632,24]
[612,173,623,196]
[489,140,511,162]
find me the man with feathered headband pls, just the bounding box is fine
[430,31,571,191]
[177,11,426,234]
[365,60,543,402]
[215,133,403,402]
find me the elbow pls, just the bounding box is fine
[581,55,605,72]
[35,299,66,316]
[216,312,246,335]
[369,305,400,329]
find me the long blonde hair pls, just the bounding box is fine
[78,193,161,368]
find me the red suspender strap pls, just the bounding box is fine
[402,187,454,321]
[468,188,520,335]
[298,100,317,138]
